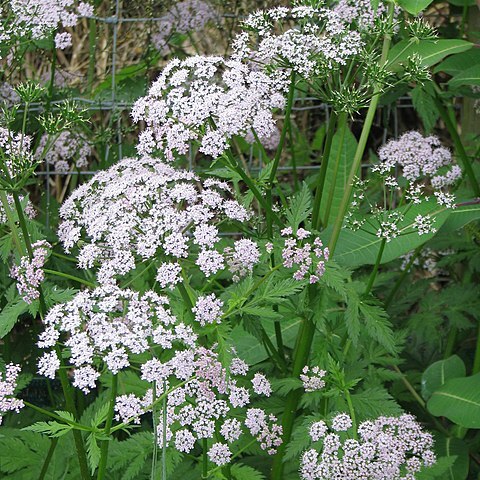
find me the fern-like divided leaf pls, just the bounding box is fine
[285,183,312,231]
[231,463,266,480]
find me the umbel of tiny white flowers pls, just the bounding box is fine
[37,284,198,393]
[10,240,51,304]
[0,363,24,424]
[113,347,281,465]
[0,1,93,54]
[36,130,91,173]
[58,156,258,285]
[152,0,218,54]
[131,55,287,161]
[300,413,436,480]
[347,131,461,241]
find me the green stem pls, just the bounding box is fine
[385,246,422,308]
[344,389,357,439]
[433,90,480,197]
[87,18,97,93]
[23,401,92,431]
[322,112,348,228]
[329,4,395,256]
[202,438,208,479]
[312,111,338,230]
[38,438,58,480]
[364,238,386,295]
[0,190,25,255]
[271,289,320,479]
[56,353,92,480]
[268,71,296,189]
[444,327,457,360]
[472,321,480,374]
[44,269,97,288]
[96,375,118,480]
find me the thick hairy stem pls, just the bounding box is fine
[96,375,118,480]
[312,111,338,230]
[329,4,395,256]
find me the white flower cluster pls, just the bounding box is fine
[113,347,281,463]
[280,227,329,284]
[37,284,197,393]
[0,363,24,424]
[0,126,33,179]
[132,56,287,160]
[300,413,436,480]
[0,0,93,51]
[152,0,218,54]
[37,130,91,173]
[58,156,256,284]
[233,6,364,78]
[10,240,51,304]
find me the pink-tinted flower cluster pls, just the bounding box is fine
[0,363,24,424]
[0,193,36,224]
[333,0,389,30]
[152,0,218,54]
[132,56,287,160]
[0,126,33,178]
[1,0,93,50]
[300,413,436,480]
[10,240,50,304]
[224,239,260,282]
[233,6,364,78]
[58,156,254,284]
[300,366,327,392]
[37,130,91,173]
[280,227,329,284]
[37,284,197,393]
[114,348,282,464]
[375,131,462,199]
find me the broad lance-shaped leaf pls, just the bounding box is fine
[397,0,434,15]
[388,40,472,71]
[435,434,469,480]
[324,200,480,267]
[421,355,466,402]
[319,128,357,226]
[449,63,480,88]
[427,373,480,428]
[435,48,480,76]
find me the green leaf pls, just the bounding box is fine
[231,463,266,480]
[0,299,28,338]
[345,292,361,347]
[416,456,458,479]
[358,301,396,354]
[285,182,312,231]
[449,63,480,88]
[388,40,472,70]
[447,0,475,5]
[434,48,480,76]
[427,373,480,428]
[327,201,480,267]
[86,433,101,474]
[411,84,439,133]
[272,377,303,396]
[435,434,469,480]
[319,128,357,226]
[397,0,434,15]
[421,355,466,402]
[350,387,402,419]
[24,421,73,438]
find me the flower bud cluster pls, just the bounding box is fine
[0,363,24,424]
[280,227,329,284]
[10,240,51,304]
[300,413,436,479]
